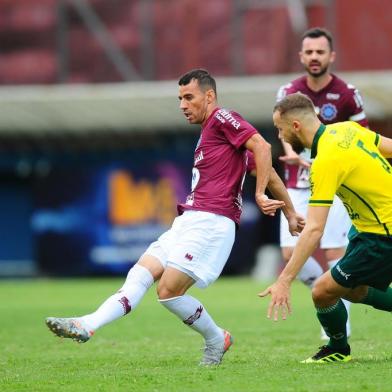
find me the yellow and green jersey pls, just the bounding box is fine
[309,121,392,236]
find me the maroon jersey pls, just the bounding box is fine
[177,107,257,224]
[277,74,368,189]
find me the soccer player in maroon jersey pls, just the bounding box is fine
[46,69,304,366]
[276,27,368,339]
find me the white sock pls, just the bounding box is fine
[82,264,154,331]
[328,258,352,336]
[159,295,224,346]
[297,256,323,288]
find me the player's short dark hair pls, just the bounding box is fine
[178,68,217,95]
[273,92,316,116]
[302,27,333,50]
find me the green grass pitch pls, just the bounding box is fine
[0,277,391,391]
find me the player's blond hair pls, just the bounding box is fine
[273,92,316,118]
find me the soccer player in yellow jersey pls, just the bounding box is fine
[260,92,392,363]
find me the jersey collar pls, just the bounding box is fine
[310,123,326,159]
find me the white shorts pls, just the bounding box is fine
[280,188,351,248]
[144,210,235,288]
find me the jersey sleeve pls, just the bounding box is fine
[308,156,347,207]
[218,110,258,149]
[346,85,369,127]
[364,128,380,147]
[352,121,380,146]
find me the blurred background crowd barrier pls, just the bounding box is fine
[0,0,391,277]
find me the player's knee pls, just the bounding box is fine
[137,256,164,281]
[156,282,178,300]
[311,277,339,306]
[311,283,327,304]
[343,286,368,303]
[311,269,352,308]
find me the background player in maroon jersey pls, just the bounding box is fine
[46,69,304,366]
[276,27,368,339]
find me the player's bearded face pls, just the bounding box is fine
[300,36,334,78]
[304,61,329,78]
[274,112,305,154]
[287,132,305,154]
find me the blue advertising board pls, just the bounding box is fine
[0,130,276,277]
[32,157,190,275]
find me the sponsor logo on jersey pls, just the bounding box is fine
[343,202,359,220]
[194,150,204,165]
[320,103,338,121]
[216,109,241,129]
[183,306,203,325]
[326,93,340,100]
[337,202,359,220]
[338,127,356,149]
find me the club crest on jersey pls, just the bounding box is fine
[320,103,338,121]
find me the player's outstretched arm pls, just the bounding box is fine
[258,206,329,321]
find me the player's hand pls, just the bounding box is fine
[287,213,306,236]
[255,193,285,216]
[279,152,311,168]
[258,278,292,321]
